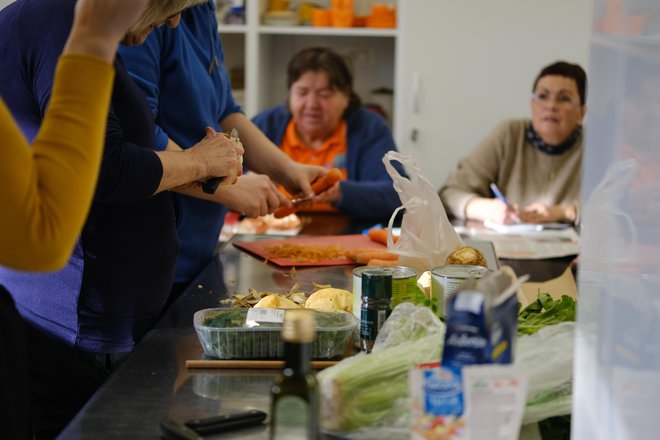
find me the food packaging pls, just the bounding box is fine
[194,308,356,359]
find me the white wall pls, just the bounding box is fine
[396,0,593,189]
[0,0,13,10]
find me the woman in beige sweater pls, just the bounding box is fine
[439,61,587,225]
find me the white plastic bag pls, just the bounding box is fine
[515,322,575,424]
[383,151,463,273]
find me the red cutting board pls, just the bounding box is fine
[232,234,385,267]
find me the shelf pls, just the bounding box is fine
[218,24,248,34]
[256,25,398,37]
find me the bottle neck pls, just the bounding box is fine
[283,340,312,373]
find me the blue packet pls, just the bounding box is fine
[442,271,520,367]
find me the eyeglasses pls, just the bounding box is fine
[531,92,580,107]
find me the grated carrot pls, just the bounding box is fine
[267,243,346,262]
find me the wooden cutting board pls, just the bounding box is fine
[232,234,385,267]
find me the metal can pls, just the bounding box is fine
[352,266,418,319]
[431,265,492,316]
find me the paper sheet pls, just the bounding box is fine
[455,225,579,260]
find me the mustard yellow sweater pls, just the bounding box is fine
[0,53,113,271]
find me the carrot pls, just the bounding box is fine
[344,247,385,260]
[367,258,400,266]
[274,168,343,218]
[273,206,297,219]
[310,168,342,194]
[367,228,398,246]
[354,251,398,265]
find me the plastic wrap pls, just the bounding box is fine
[318,303,445,434]
[515,322,575,424]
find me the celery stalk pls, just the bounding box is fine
[319,333,442,432]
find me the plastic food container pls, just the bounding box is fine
[194,308,356,359]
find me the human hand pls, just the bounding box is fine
[187,127,244,186]
[64,0,149,62]
[519,203,575,223]
[466,197,519,224]
[278,162,327,198]
[214,174,289,218]
[314,181,341,205]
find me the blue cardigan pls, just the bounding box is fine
[253,104,404,220]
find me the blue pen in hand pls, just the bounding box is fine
[489,183,521,224]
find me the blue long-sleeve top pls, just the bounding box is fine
[252,104,404,220]
[119,1,241,284]
[0,0,178,353]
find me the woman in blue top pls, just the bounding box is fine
[120,1,325,287]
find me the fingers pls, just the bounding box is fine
[192,131,244,182]
[205,126,217,138]
[285,163,326,198]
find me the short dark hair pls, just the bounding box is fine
[533,61,588,105]
[286,47,362,113]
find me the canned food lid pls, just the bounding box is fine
[431,265,491,278]
[353,265,418,279]
[362,272,393,299]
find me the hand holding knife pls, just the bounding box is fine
[202,128,242,194]
[273,167,342,218]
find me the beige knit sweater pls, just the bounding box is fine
[439,119,582,220]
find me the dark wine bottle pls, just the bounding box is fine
[270,310,319,440]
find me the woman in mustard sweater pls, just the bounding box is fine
[0,2,149,438]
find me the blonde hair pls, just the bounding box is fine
[127,0,208,34]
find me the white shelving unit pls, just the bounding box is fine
[217,0,592,190]
[217,0,399,129]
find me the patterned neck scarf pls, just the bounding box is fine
[526,123,582,155]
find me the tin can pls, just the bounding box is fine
[431,265,491,316]
[352,266,418,319]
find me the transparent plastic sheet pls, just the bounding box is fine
[372,302,445,351]
[382,151,463,273]
[515,322,575,425]
[318,303,445,436]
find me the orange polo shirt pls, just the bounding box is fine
[280,119,348,212]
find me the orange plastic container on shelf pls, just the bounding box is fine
[331,9,354,27]
[311,8,331,27]
[352,16,367,27]
[331,0,353,10]
[366,4,396,28]
[269,0,290,11]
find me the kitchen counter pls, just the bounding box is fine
[59,215,574,439]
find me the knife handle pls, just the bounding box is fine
[185,409,267,435]
[202,177,221,194]
[159,418,203,440]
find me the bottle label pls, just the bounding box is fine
[360,308,388,341]
[272,396,309,440]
